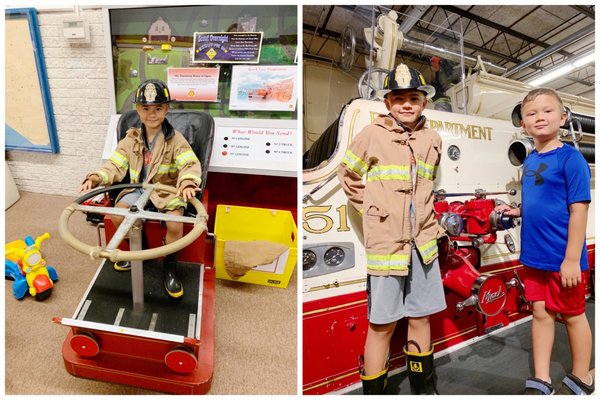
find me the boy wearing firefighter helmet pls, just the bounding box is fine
[338,64,447,394]
[498,88,593,395]
[80,79,202,299]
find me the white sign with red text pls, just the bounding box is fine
[209,118,297,176]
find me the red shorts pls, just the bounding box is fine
[523,267,587,315]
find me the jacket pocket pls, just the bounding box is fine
[364,205,391,248]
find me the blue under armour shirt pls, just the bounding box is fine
[520,144,591,272]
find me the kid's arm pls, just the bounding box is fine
[174,138,202,197]
[337,133,369,214]
[560,201,589,288]
[82,135,133,189]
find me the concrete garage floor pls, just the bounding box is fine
[346,300,595,395]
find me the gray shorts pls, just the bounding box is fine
[367,246,447,324]
[118,188,147,207]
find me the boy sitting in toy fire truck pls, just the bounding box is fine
[80,79,201,299]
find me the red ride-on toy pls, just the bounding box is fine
[55,182,214,394]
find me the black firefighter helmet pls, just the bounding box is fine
[379,63,436,100]
[134,79,172,104]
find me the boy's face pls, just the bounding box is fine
[136,103,170,131]
[384,90,427,128]
[520,94,566,142]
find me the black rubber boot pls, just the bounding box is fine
[358,355,388,395]
[163,252,183,299]
[404,340,439,395]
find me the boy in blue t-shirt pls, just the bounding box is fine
[497,88,593,395]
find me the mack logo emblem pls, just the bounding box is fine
[481,286,506,304]
[477,275,508,316]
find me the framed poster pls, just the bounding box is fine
[5,8,59,153]
[192,32,263,64]
[229,65,297,112]
[167,67,220,102]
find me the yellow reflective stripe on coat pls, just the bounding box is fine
[165,196,187,210]
[109,151,129,170]
[367,164,410,182]
[175,150,199,170]
[179,173,201,185]
[416,159,435,180]
[417,239,438,264]
[129,168,140,183]
[157,163,177,175]
[97,170,109,185]
[342,149,367,177]
[366,253,410,271]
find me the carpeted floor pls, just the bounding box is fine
[5,191,297,395]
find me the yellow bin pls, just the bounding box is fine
[214,205,297,288]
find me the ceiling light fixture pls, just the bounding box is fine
[527,51,595,87]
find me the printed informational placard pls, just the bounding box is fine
[192,32,263,64]
[167,67,220,102]
[209,118,296,176]
[229,65,297,111]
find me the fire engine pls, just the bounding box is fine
[302,9,595,394]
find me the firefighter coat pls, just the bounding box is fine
[337,114,445,276]
[86,119,202,211]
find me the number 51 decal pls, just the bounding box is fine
[302,205,351,234]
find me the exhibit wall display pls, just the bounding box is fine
[107,5,297,119]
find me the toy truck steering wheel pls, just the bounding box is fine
[59,183,208,262]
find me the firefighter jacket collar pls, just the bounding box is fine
[376,113,427,134]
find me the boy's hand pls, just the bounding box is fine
[494,204,520,217]
[80,176,100,193]
[559,259,582,288]
[179,186,201,202]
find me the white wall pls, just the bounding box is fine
[6,7,110,196]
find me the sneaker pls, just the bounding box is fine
[114,261,131,271]
[525,377,554,395]
[556,373,594,395]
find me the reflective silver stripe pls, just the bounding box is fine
[416,159,435,179]
[129,168,140,183]
[417,239,438,263]
[165,197,186,210]
[157,163,177,174]
[179,173,201,184]
[366,253,410,271]
[367,165,410,182]
[175,150,199,169]
[342,150,367,176]
[109,151,129,169]
[96,170,109,185]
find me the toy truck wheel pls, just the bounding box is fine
[59,183,208,263]
[35,288,52,301]
[164,346,197,374]
[70,332,100,357]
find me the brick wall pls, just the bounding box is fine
[6,7,110,196]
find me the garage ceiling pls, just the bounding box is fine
[303,5,595,99]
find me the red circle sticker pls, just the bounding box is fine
[476,275,508,316]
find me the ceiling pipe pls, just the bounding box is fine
[401,36,507,75]
[503,24,595,78]
[398,5,430,33]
